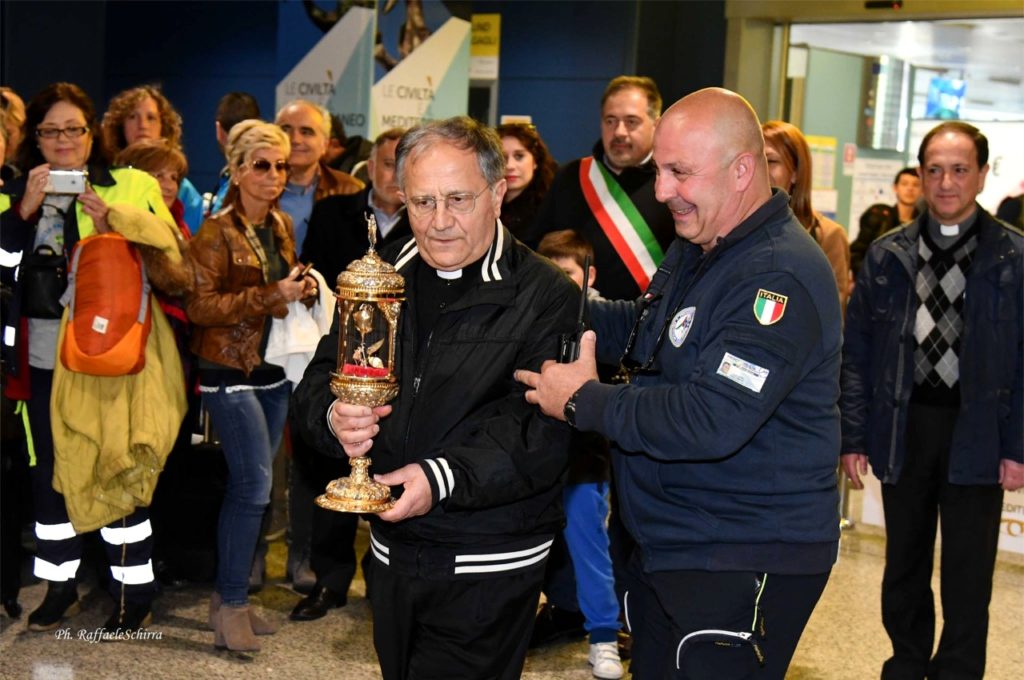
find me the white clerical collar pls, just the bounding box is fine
[437,269,462,280]
[940,224,960,237]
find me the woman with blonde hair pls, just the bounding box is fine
[186,120,316,651]
[762,120,851,311]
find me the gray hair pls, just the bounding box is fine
[275,99,331,139]
[395,117,505,191]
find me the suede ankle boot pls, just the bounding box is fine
[214,605,260,652]
[208,592,278,635]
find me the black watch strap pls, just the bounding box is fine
[563,387,583,429]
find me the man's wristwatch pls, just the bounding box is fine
[563,388,582,429]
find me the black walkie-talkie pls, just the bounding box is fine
[558,255,591,363]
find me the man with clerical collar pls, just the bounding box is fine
[288,128,413,620]
[530,75,675,302]
[841,121,1023,679]
[275,99,363,252]
[293,116,577,679]
[517,87,843,678]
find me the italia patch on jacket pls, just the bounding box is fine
[753,289,787,325]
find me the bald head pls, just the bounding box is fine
[668,88,766,166]
[275,99,330,182]
[652,88,772,250]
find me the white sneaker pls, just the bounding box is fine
[588,641,624,679]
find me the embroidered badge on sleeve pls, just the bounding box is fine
[753,289,787,325]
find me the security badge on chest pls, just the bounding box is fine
[669,307,696,347]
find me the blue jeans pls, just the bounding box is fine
[203,381,290,605]
[548,477,618,643]
[564,482,620,642]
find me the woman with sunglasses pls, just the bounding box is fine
[496,122,557,249]
[186,119,315,652]
[0,82,183,634]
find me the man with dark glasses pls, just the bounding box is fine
[518,88,842,680]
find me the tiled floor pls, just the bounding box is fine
[1,524,1021,679]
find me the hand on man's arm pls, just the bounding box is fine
[515,330,599,421]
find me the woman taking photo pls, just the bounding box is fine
[496,122,557,248]
[762,120,851,311]
[1,82,183,634]
[186,120,315,652]
[101,85,203,232]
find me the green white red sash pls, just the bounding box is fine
[579,156,664,290]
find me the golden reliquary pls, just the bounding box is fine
[316,215,404,514]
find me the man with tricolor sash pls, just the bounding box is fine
[518,88,843,679]
[530,76,675,302]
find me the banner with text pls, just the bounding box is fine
[470,14,501,80]
[370,18,471,138]
[276,6,375,139]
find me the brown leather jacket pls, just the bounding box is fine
[314,160,364,202]
[186,205,298,375]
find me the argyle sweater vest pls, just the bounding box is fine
[911,222,979,406]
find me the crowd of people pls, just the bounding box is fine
[0,74,1020,680]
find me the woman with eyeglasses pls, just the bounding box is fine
[0,82,184,635]
[496,123,558,249]
[101,85,204,233]
[186,119,315,652]
[762,120,851,312]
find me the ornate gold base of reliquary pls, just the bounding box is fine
[315,376,398,513]
[316,214,403,515]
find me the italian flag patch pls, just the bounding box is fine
[753,289,787,325]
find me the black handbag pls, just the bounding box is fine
[19,245,67,319]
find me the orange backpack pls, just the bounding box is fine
[60,232,152,376]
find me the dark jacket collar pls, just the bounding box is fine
[679,189,792,262]
[390,221,522,310]
[590,139,656,179]
[716,189,792,252]
[88,163,116,187]
[884,204,1018,275]
[393,221,515,282]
